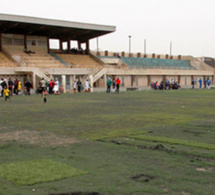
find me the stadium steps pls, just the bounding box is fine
[57,54,103,68]
[0,52,16,67]
[2,45,66,68]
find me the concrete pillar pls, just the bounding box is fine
[78,41,81,50]
[24,35,27,49]
[61,75,66,93]
[147,75,150,86]
[67,40,71,54]
[86,40,89,53]
[60,40,63,50]
[178,76,181,84]
[47,37,50,53]
[104,74,107,88]
[89,75,93,92]
[32,73,36,90]
[0,33,2,51]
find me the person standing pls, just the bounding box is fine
[24,80,32,95]
[204,78,207,88]
[14,78,18,95]
[8,78,14,97]
[53,78,59,95]
[198,78,202,89]
[17,80,22,94]
[106,78,111,93]
[49,79,55,94]
[77,79,82,93]
[116,77,121,93]
[191,78,195,89]
[207,79,211,89]
[85,79,90,92]
[0,78,6,97]
[112,79,116,92]
[73,80,77,93]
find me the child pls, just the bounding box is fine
[42,88,48,103]
[3,86,10,101]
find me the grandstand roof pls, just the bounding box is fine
[0,13,116,42]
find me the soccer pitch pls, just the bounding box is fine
[0,90,215,195]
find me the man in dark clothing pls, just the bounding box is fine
[14,79,18,95]
[1,78,7,97]
[77,79,82,93]
[24,80,32,95]
[106,78,111,93]
[191,79,195,89]
[8,78,14,97]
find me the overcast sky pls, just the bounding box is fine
[0,0,215,57]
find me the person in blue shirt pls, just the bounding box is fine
[198,78,202,89]
[207,79,211,89]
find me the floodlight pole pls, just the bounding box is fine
[128,35,131,56]
[97,38,99,53]
[144,39,146,55]
[170,41,172,56]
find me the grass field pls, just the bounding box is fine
[0,89,215,195]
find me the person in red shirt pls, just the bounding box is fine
[49,79,55,94]
[116,78,121,93]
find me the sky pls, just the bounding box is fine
[0,0,215,57]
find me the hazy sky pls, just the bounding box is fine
[0,0,215,57]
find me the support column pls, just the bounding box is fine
[47,37,50,53]
[104,74,107,89]
[67,40,71,54]
[86,40,89,54]
[147,75,150,86]
[0,33,2,51]
[89,75,93,92]
[78,41,81,50]
[61,75,66,93]
[178,75,181,84]
[60,40,63,51]
[32,73,36,90]
[24,35,27,49]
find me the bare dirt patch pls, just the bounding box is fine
[196,167,213,172]
[0,130,80,147]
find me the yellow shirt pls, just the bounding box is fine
[3,89,10,96]
[18,81,21,90]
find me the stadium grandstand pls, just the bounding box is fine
[0,13,214,92]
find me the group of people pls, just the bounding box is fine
[38,78,60,95]
[193,78,211,89]
[106,77,121,93]
[151,79,180,90]
[73,79,91,93]
[0,77,32,101]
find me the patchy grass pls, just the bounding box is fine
[129,134,215,150]
[0,159,87,185]
[0,90,215,195]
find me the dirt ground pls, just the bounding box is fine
[0,130,80,147]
